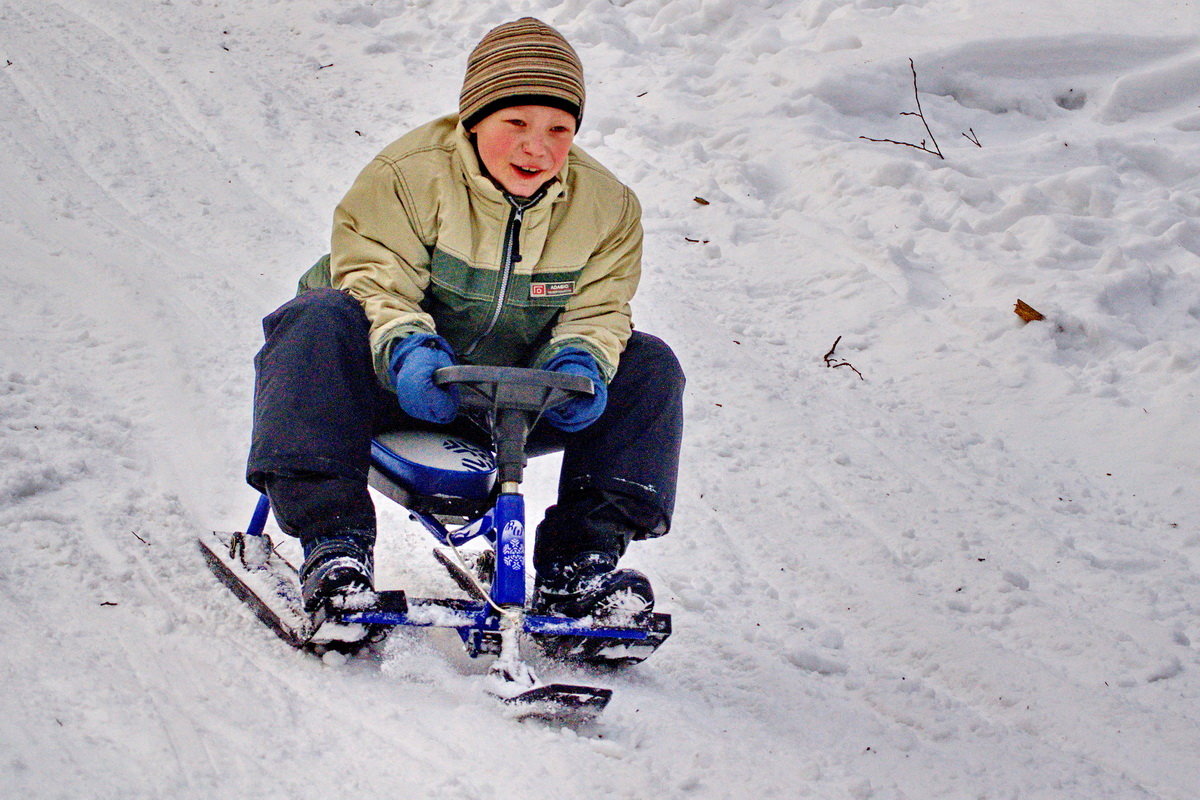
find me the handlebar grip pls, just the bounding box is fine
[432,365,593,413]
[433,365,592,394]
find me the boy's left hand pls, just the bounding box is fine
[542,348,607,432]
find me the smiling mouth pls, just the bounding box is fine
[514,165,543,177]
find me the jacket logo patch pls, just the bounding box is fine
[530,281,575,298]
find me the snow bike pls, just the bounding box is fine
[199,365,671,723]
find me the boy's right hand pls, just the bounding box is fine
[388,334,460,424]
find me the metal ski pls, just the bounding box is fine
[501,684,613,724]
[199,529,399,654]
[199,528,311,648]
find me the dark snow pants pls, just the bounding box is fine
[246,288,684,571]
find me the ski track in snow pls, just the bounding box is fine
[2,1,1199,798]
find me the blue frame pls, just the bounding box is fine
[402,491,525,607]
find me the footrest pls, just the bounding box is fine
[308,590,409,654]
[338,597,490,628]
[335,598,673,666]
[529,612,672,667]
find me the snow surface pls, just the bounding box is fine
[3,0,1200,797]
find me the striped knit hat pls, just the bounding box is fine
[459,18,585,131]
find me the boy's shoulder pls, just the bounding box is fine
[374,115,460,166]
[566,144,637,204]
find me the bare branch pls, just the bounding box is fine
[859,135,942,157]
[906,58,943,158]
[860,58,944,160]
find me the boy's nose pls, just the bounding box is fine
[521,135,548,157]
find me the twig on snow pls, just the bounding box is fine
[860,58,944,160]
[823,336,864,381]
[962,128,981,147]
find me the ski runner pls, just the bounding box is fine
[246,18,684,633]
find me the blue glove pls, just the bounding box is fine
[388,334,460,424]
[541,348,607,432]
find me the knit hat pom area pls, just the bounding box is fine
[459,18,585,131]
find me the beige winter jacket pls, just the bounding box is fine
[318,114,642,385]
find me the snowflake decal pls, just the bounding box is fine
[501,520,525,570]
[442,438,494,472]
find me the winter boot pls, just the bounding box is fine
[531,551,655,625]
[299,530,376,615]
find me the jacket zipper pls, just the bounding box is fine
[464,191,541,357]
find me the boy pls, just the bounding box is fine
[247,18,684,627]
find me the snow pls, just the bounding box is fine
[2,0,1199,797]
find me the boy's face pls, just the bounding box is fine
[470,105,577,197]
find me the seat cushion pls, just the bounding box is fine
[370,430,496,500]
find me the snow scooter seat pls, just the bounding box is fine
[369,430,497,520]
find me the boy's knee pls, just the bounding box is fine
[263,288,366,338]
[622,332,685,391]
